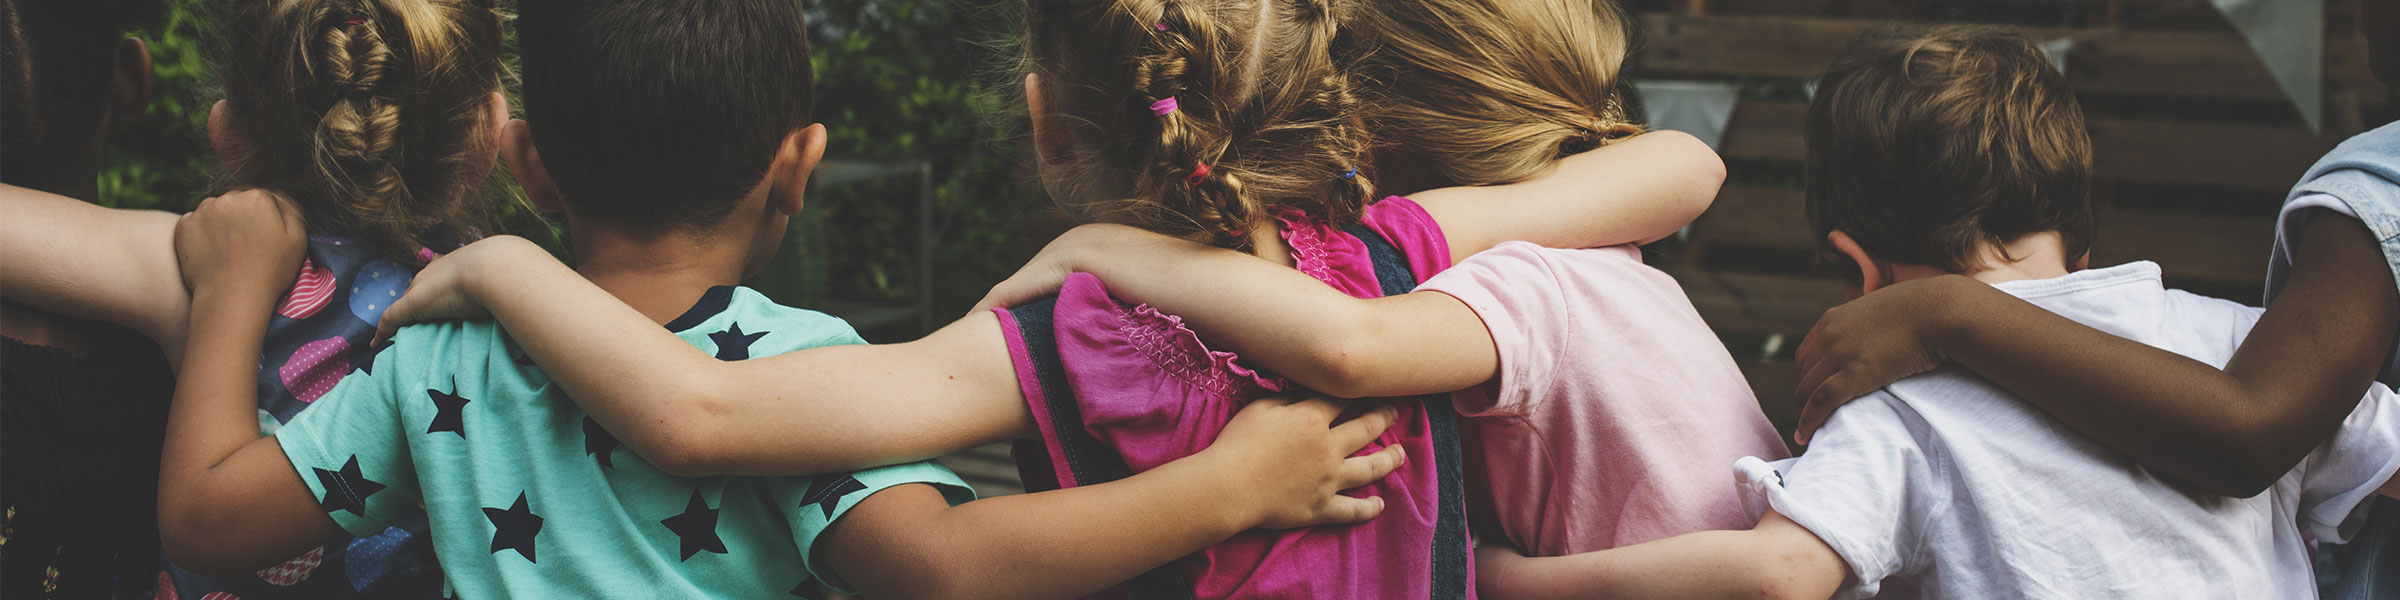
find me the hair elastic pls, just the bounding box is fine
[1185,162,1211,186]
[1341,168,1357,180]
[338,17,366,26]
[1154,21,1170,31]
[1150,97,1179,116]
[415,247,442,264]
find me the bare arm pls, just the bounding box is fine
[375,236,1036,477]
[1795,212,2400,497]
[1412,130,1726,261]
[973,224,1497,399]
[827,396,1406,599]
[0,183,191,361]
[1473,511,1847,600]
[155,194,343,574]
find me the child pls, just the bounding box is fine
[0,0,176,596]
[157,1,1403,598]
[1781,5,2400,595]
[1467,27,2400,599]
[3,0,513,596]
[968,0,1789,569]
[371,0,1727,596]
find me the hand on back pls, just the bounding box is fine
[1201,395,1408,530]
[1792,275,1992,443]
[174,188,307,305]
[372,235,548,345]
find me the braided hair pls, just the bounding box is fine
[210,0,505,261]
[1024,0,1373,250]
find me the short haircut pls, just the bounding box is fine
[515,0,813,230]
[1,0,165,189]
[1805,26,2095,276]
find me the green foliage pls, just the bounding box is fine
[98,0,214,212]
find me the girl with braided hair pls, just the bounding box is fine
[3,0,510,597]
[368,0,1723,596]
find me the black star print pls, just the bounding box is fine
[660,489,727,561]
[484,492,542,563]
[800,475,867,519]
[426,376,471,438]
[354,337,394,376]
[499,333,537,368]
[709,323,769,361]
[312,455,386,516]
[583,416,621,469]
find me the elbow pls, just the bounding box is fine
[622,395,729,478]
[158,503,265,575]
[1647,129,1728,206]
[1297,330,1382,399]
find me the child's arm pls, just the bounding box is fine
[0,183,193,361]
[1793,211,2400,497]
[974,223,1496,399]
[155,193,346,574]
[1472,511,1848,600]
[823,396,1407,599]
[374,236,1039,477]
[1410,130,1726,260]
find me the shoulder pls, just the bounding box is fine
[689,287,869,356]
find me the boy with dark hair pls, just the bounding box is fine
[156,0,1402,597]
[1468,27,2400,600]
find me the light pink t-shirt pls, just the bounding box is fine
[1418,241,1790,556]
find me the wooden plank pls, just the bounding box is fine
[1688,186,2276,286]
[1715,101,2332,191]
[1631,13,2388,106]
[1667,265,1851,338]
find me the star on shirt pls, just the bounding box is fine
[710,323,769,361]
[800,475,867,519]
[484,492,543,563]
[583,416,621,469]
[426,376,471,437]
[661,489,727,561]
[313,455,386,516]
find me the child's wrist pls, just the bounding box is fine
[1181,447,1272,532]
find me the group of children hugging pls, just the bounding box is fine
[5,0,2400,597]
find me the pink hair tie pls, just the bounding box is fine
[1154,21,1170,31]
[1185,162,1211,186]
[415,247,442,264]
[1149,97,1179,116]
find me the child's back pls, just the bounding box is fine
[278,286,966,597]
[1753,262,2398,598]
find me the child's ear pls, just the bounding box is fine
[768,123,827,216]
[110,37,153,121]
[1826,230,1891,296]
[1027,72,1068,166]
[500,119,566,213]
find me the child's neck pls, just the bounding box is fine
[1891,231,2077,286]
[568,224,754,326]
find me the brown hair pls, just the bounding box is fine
[211,0,505,261]
[1347,0,1645,188]
[1,0,166,193]
[1022,0,1372,249]
[1805,26,2094,276]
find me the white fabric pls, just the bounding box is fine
[1632,80,1741,151]
[1745,262,2400,599]
[2212,0,2326,132]
[2273,193,2359,279]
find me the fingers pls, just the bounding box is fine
[1282,394,1348,423]
[1331,402,1401,448]
[371,314,402,347]
[1336,443,1405,490]
[1310,495,1386,525]
[1794,370,1853,445]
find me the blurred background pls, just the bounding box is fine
[91,0,2399,495]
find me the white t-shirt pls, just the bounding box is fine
[1743,262,2400,599]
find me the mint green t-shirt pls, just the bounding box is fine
[275,286,970,598]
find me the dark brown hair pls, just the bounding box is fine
[212,0,507,261]
[1805,26,2095,276]
[515,0,813,231]
[1022,0,1371,249]
[0,0,166,192]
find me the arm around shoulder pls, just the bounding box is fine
[1474,510,1847,600]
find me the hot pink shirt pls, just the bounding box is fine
[995,198,1469,599]
[1417,242,1790,556]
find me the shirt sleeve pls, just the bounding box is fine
[780,461,976,595]
[2301,382,2400,544]
[1415,242,1568,418]
[1750,392,1944,599]
[272,327,431,538]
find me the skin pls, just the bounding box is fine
[159,121,1409,599]
[1791,10,2400,498]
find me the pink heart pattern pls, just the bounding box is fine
[277,258,336,320]
[279,337,352,403]
[255,546,324,586]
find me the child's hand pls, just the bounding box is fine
[1792,275,1988,443]
[174,189,307,303]
[972,223,1167,313]
[1200,395,1406,530]
[372,235,545,345]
